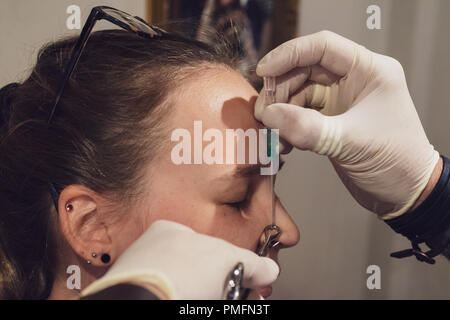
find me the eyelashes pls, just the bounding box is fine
[225,190,250,211]
[226,199,248,210]
[224,159,285,211]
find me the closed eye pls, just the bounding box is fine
[226,198,248,210]
[225,189,251,210]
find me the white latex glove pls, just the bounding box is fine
[254,30,439,218]
[80,220,279,300]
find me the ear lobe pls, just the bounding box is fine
[58,184,112,264]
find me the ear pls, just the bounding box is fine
[58,184,115,267]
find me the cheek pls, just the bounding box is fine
[207,210,262,251]
[143,194,204,231]
[112,215,148,258]
[143,191,262,252]
[140,161,267,252]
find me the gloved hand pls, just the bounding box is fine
[80,220,279,300]
[254,30,440,218]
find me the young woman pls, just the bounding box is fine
[0,27,299,299]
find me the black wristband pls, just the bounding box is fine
[385,155,450,264]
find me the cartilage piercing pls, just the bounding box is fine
[65,203,73,212]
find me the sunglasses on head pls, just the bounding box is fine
[47,6,167,212]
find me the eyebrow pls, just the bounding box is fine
[233,164,263,178]
[222,158,286,180]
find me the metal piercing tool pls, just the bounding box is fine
[224,77,281,300]
[264,76,277,227]
[225,225,282,300]
[223,263,245,300]
[261,76,281,257]
[258,224,281,256]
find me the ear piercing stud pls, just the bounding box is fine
[87,252,111,264]
[65,203,73,212]
[101,253,111,264]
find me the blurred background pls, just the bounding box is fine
[1,0,449,299]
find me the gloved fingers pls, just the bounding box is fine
[254,93,267,122]
[254,95,293,154]
[261,103,327,151]
[254,67,314,121]
[235,253,280,289]
[275,67,310,103]
[309,64,340,85]
[288,82,335,115]
[273,65,338,102]
[278,65,340,90]
[256,30,360,78]
[149,219,196,234]
[278,136,293,154]
[271,66,340,107]
[133,220,195,250]
[255,66,338,122]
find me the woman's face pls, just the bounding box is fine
[139,67,300,272]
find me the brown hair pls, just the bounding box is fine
[0,28,241,299]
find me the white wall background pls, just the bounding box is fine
[0,0,146,86]
[1,0,449,299]
[274,0,450,299]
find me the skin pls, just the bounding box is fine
[48,66,300,299]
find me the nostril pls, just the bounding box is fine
[258,225,282,256]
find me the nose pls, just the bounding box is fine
[257,194,300,251]
[252,175,300,252]
[272,195,300,249]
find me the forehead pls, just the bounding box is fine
[170,67,260,132]
[162,67,263,180]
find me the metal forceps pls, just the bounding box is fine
[258,224,282,256]
[224,226,282,300]
[223,262,245,300]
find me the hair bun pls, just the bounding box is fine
[0,82,19,126]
